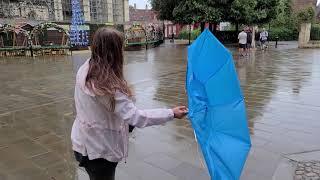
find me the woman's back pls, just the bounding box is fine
[72,59,128,162]
[71,27,187,180]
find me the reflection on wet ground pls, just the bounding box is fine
[0,42,319,180]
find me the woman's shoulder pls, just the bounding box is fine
[76,59,90,78]
[76,59,96,96]
[76,59,91,85]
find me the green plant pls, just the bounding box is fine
[310,24,320,40]
[178,27,201,40]
[268,26,299,41]
[296,7,315,23]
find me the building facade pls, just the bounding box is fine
[292,0,317,11]
[0,0,129,24]
[128,5,185,38]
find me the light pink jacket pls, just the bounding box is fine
[71,59,174,162]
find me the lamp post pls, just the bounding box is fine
[163,20,165,42]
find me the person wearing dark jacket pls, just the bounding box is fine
[246,28,253,51]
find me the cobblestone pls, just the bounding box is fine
[307,167,313,172]
[295,162,320,180]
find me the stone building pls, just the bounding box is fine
[129,4,158,23]
[0,0,129,24]
[317,5,320,21]
[128,4,185,38]
[0,0,53,21]
[82,0,129,24]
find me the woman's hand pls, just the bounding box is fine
[172,106,188,119]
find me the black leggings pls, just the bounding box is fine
[74,152,118,180]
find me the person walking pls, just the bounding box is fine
[238,28,247,56]
[71,27,188,180]
[260,28,268,50]
[246,28,253,52]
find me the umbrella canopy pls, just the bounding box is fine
[186,29,251,180]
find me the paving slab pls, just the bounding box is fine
[0,41,320,179]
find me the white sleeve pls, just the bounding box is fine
[114,92,174,128]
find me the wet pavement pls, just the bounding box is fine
[0,41,320,180]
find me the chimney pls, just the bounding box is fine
[134,3,136,9]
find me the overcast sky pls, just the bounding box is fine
[129,0,319,9]
[129,0,150,9]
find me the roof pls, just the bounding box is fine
[129,7,160,23]
[0,18,41,27]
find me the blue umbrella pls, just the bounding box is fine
[186,29,251,180]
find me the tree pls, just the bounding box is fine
[200,0,233,32]
[151,0,179,21]
[172,0,203,24]
[230,0,257,31]
[230,0,278,26]
[269,0,298,40]
[229,0,278,47]
[296,7,315,23]
[151,0,234,31]
[252,0,278,25]
[171,0,204,44]
[272,0,293,26]
[151,0,279,42]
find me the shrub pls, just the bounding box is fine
[179,29,238,43]
[310,24,320,40]
[178,28,201,40]
[296,7,315,23]
[268,27,299,41]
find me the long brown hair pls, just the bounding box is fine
[86,28,131,106]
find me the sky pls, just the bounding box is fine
[129,0,150,9]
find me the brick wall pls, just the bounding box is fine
[292,0,317,11]
[129,7,158,22]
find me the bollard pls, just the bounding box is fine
[171,33,175,43]
[30,46,33,57]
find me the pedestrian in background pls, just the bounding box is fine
[238,28,247,57]
[260,28,269,50]
[246,27,253,52]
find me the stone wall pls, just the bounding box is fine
[124,0,130,22]
[0,2,50,21]
[54,0,63,21]
[82,0,91,22]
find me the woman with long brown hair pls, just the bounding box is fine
[71,28,187,180]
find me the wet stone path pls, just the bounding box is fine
[295,161,320,180]
[0,42,319,180]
